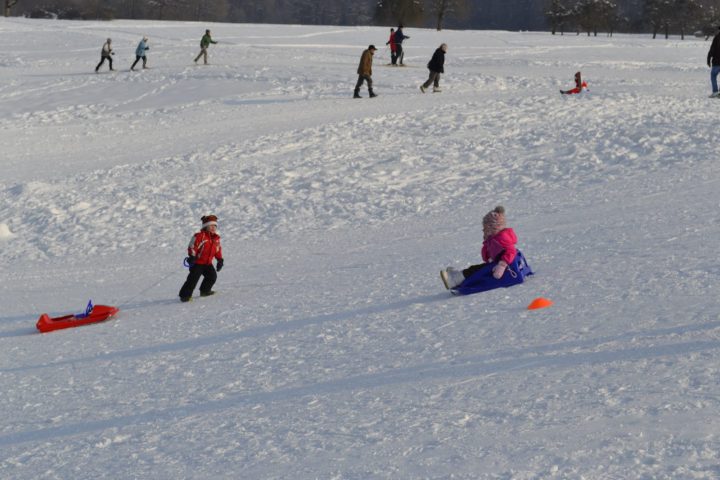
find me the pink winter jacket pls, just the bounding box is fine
[481,228,518,265]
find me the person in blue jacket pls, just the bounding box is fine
[131,36,150,71]
[394,25,410,66]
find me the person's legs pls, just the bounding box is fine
[142,55,147,68]
[433,72,441,88]
[195,47,207,64]
[391,50,397,65]
[179,265,204,299]
[199,265,217,294]
[354,75,365,97]
[366,75,375,96]
[131,56,141,70]
[396,44,404,65]
[711,66,720,94]
[108,55,113,70]
[462,263,489,278]
[95,56,106,72]
[422,71,436,89]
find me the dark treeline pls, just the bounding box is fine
[5,0,720,37]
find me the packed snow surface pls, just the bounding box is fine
[2,17,720,479]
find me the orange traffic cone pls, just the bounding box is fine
[527,297,553,310]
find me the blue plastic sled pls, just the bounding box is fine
[451,251,534,296]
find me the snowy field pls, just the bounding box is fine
[2,16,720,479]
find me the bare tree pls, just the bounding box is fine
[674,0,702,38]
[643,0,674,38]
[5,0,19,17]
[545,0,571,34]
[427,0,467,31]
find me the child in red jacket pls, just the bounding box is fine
[179,215,224,302]
[441,206,518,289]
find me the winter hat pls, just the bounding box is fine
[201,215,218,229]
[440,43,448,52]
[368,45,377,51]
[482,206,506,239]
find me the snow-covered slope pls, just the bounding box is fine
[2,17,720,479]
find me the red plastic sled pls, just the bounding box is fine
[36,305,120,333]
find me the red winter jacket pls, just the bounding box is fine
[187,230,223,265]
[481,228,517,265]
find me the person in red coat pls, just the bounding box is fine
[386,28,397,65]
[560,71,588,95]
[441,206,518,289]
[179,215,224,302]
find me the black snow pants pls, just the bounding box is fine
[179,264,217,299]
[131,55,147,70]
[96,55,113,72]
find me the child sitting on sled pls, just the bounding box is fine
[441,206,518,290]
[560,71,588,95]
[179,215,224,302]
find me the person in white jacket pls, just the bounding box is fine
[95,38,114,72]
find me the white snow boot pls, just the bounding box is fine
[440,267,465,289]
[433,87,442,93]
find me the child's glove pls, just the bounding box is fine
[216,258,224,272]
[187,255,196,265]
[492,261,508,279]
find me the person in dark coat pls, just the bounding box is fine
[708,27,720,97]
[354,45,377,99]
[394,25,410,66]
[420,43,447,93]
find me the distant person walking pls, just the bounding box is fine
[708,27,720,97]
[394,25,410,66]
[194,29,218,65]
[420,43,447,93]
[354,45,377,99]
[386,28,397,65]
[130,36,149,71]
[95,38,114,72]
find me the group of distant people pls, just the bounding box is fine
[94,30,218,73]
[354,25,448,99]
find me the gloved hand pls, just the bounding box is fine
[187,255,196,265]
[492,261,508,279]
[216,258,224,272]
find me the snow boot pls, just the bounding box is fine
[180,296,192,303]
[420,85,426,93]
[440,268,465,290]
[433,87,442,93]
[369,90,377,98]
[200,290,216,297]
[353,90,362,99]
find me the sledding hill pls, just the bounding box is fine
[2,17,720,479]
